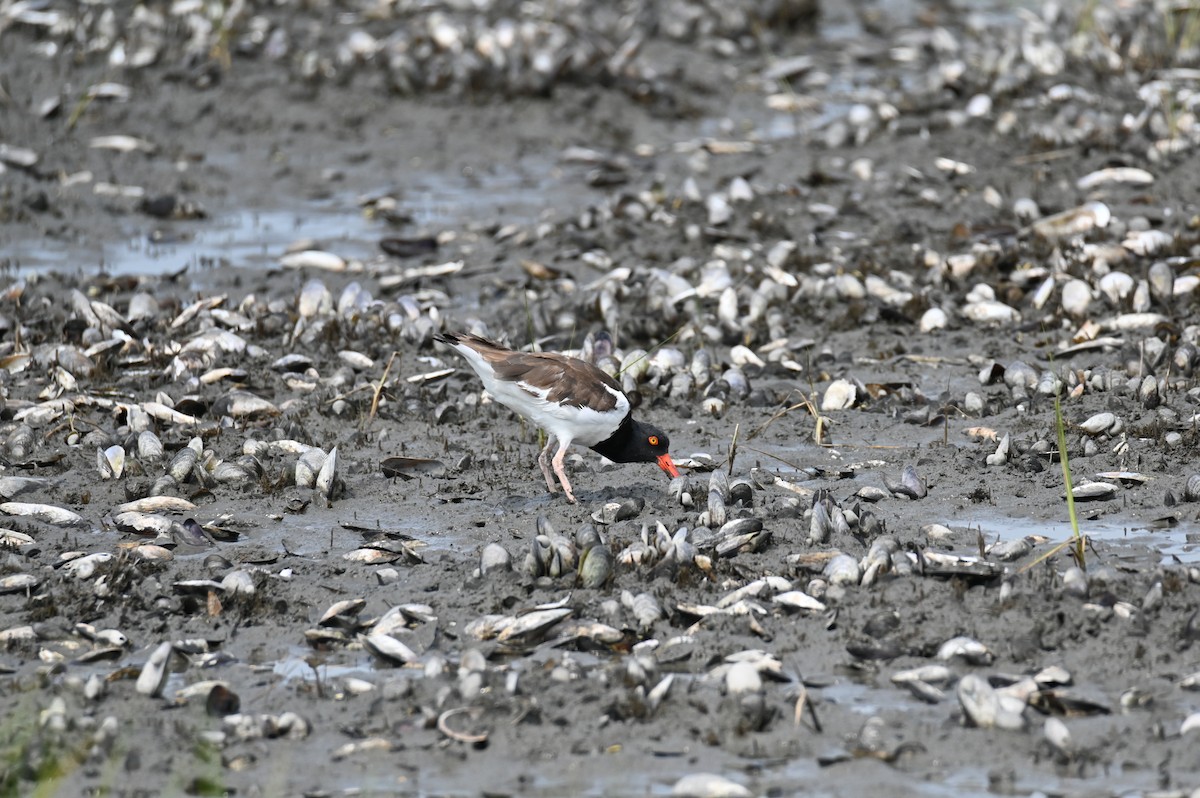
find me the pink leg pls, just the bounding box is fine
[537,437,558,494]
[551,444,577,504]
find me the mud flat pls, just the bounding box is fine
[2,0,1200,796]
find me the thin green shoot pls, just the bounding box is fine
[1054,389,1086,568]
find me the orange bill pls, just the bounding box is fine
[657,453,680,478]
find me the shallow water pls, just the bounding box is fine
[972,514,1200,563]
[7,158,561,276]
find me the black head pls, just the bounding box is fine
[591,418,679,477]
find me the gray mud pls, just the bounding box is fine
[3,0,1200,796]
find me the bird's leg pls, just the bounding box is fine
[537,436,559,494]
[551,445,577,504]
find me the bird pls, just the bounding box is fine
[434,331,679,503]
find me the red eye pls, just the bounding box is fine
[648,436,659,446]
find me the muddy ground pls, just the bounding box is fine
[3,0,1200,796]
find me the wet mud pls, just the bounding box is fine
[2,0,1200,796]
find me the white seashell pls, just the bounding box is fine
[965,93,992,117]
[717,287,739,327]
[1098,272,1134,306]
[824,553,861,586]
[97,445,126,480]
[727,176,753,202]
[1030,276,1055,310]
[945,254,977,278]
[1012,197,1040,221]
[0,528,36,548]
[1030,201,1110,240]
[0,502,84,527]
[1123,229,1174,257]
[938,636,993,664]
[280,250,347,272]
[935,157,975,175]
[624,591,663,629]
[671,773,753,798]
[766,240,797,271]
[724,661,762,696]
[705,193,732,226]
[135,641,174,697]
[1079,412,1117,435]
[848,158,873,181]
[962,300,1021,325]
[1103,312,1167,331]
[772,591,826,612]
[63,552,113,579]
[958,674,1025,730]
[221,570,256,596]
[90,135,154,153]
[1044,717,1072,755]
[892,665,953,686]
[1060,279,1092,317]
[314,446,340,503]
[986,433,1011,467]
[919,308,948,332]
[821,379,857,411]
[118,496,196,514]
[0,573,40,593]
[137,431,164,462]
[1066,481,1118,500]
[728,345,765,369]
[295,448,327,488]
[297,279,333,318]
[479,543,511,575]
[1076,167,1154,191]
[142,401,199,426]
[834,273,866,299]
[337,351,374,371]
[1175,275,1200,296]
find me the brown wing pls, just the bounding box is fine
[452,333,623,412]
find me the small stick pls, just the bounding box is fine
[364,350,399,430]
[727,422,740,476]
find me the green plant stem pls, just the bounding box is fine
[1054,391,1085,567]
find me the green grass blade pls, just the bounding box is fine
[1054,390,1085,567]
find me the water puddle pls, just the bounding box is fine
[7,157,564,277]
[968,514,1200,563]
[272,648,373,683]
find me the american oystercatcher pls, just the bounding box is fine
[435,331,679,503]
